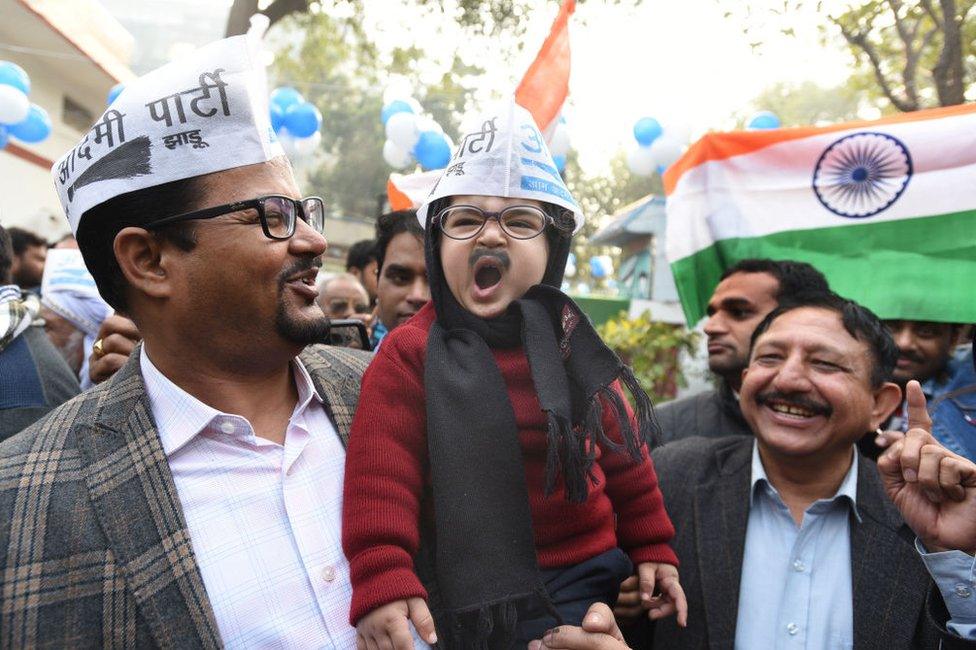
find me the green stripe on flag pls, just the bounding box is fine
[671,209,976,325]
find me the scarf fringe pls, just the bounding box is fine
[544,367,659,504]
[440,586,556,650]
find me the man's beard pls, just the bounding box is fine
[708,352,749,384]
[274,257,331,346]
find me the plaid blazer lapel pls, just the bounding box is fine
[300,344,373,448]
[76,348,221,649]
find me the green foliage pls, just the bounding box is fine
[830,0,976,110]
[719,0,976,112]
[742,79,874,127]
[596,310,698,402]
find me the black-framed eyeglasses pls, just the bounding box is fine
[434,204,552,240]
[144,195,326,240]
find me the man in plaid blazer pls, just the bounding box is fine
[0,343,369,648]
[0,36,428,648]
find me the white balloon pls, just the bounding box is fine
[662,120,692,144]
[293,131,321,157]
[415,114,444,134]
[385,111,420,151]
[383,139,413,169]
[0,86,29,125]
[383,75,414,105]
[564,262,577,278]
[626,145,657,177]
[550,123,571,156]
[277,127,300,159]
[650,135,684,168]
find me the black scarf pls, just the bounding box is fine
[420,200,661,648]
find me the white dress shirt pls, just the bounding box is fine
[140,347,427,649]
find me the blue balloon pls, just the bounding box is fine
[633,117,662,146]
[381,100,413,125]
[0,124,8,149]
[748,111,781,130]
[657,165,667,176]
[567,252,576,265]
[553,154,566,173]
[283,102,321,138]
[589,256,607,279]
[270,103,285,133]
[9,104,51,143]
[414,131,451,170]
[0,61,30,95]
[107,83,125,106]
[270,86,304,112]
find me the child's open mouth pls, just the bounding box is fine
[472,257,505,296]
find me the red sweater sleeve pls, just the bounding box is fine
[597,381,678,567]
[342,324,430,626]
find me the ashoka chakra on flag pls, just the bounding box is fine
[812,132,913,218]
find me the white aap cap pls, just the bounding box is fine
[416,98,583,233]
[52,35,284,234]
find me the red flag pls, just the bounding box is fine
[515,0,575,134]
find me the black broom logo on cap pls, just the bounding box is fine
[66,135,153,202]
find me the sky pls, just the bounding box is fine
[105,0,859,175]
[354,0,856,173]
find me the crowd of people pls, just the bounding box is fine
[0,33,974,650]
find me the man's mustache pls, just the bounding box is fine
[468,248,511,270]
[278,256,323,289]
[755,390,833,417]
[897,350,925,364]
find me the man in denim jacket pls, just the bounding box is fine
[879,320,976,461]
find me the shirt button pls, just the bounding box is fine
[321,565,336,582]
[218,420,235,434]
[786,623,799,635]
[955,585,972,598]
[792,559,805,572]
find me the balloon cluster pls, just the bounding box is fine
[381,77,454,171]
[626,117,691,178]
[0,62,52,149]
[269,86,323,160]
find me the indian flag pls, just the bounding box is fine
[664,103,976,326]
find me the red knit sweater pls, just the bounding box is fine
[341,303,677,626]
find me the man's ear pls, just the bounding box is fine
[113,227,176,301]
[870,381,903,430]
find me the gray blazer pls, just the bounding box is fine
[654,383,751,446]
[0,344,371,649]
[645,436,971,650]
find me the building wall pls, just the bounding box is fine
[0,0,133,240]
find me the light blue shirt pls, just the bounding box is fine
[735,442,976,648]
[735,443,859,650]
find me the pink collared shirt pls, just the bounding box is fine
[140,347,425,648]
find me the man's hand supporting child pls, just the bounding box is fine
[356,597,437,650]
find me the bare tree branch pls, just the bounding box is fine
[932,0,966,104]
[837,19,919,111]
[225,0,310,37]
[919,0,943,23]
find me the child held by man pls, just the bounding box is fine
[342,101,685,649]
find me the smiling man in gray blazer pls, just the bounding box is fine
[623,293,976,649]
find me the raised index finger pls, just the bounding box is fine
[905,380,932,433]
